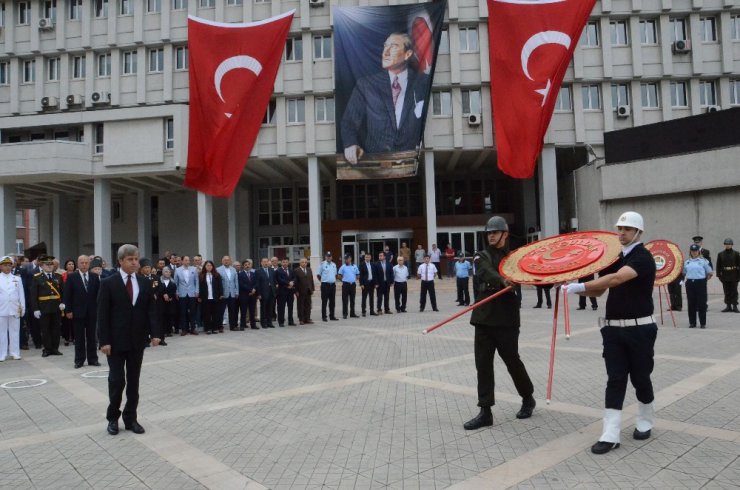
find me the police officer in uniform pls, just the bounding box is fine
[716,238,740,313]
[318,252,339,322]
[692,236,712,267]
[464,216,536,430]
[564,211,657,454]
[338,254,360,319]
[29,255,66,357]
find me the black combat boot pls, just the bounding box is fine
[463,407,493,430]
[516,395,536,419]
[721,305,732,312]
[733,304,740,313]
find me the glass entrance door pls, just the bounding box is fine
[357,230,414,261]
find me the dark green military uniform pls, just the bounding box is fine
[716,246,740,311]
[29,270,64,356]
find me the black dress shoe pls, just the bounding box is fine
[159,341,168,346]
[322,318,328,322]
[350,315,359,318]
[330,317,339,321]
[721,306,732,312]
[89,362,101,366]
[279,323,285,327]
[107,420,119,435]
[343,316,347,319]
[533,305,542,309]
[432,308,439,312]
[591,441,619,454]
[516,396,536,419]
[74,363,83,369]
[369,312,377,316]
[463,408,493,430]
[52,351,63,355]
[288,322,297,326]
[384,310,392,314]
[700,325,706,329]
[125,421,146,434]
[633,428,651,440]
[592,306,598,310]
[251,326,260,330]
[689,324,696,328]
[362,312,366,317]
[42,351,50,357]
[576,306,586,310]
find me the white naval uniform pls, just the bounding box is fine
[0,272,26,360]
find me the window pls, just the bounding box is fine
[148,48,164,73]
[175,46,188,70]
[72,56,86,79]
[227,0,242,5]
[199,0,214,6]
[69,0,82,20]
[315,96,334,122]
[458,27,479,52]
[16,211,24,228]
[285,37,303,62]
[97,52,111,77]
[119,0,133,15]
[581,84,601,110]
[732,15,740,41]
[257,188,294,226]
[432,90,452,116]
[122,50,137,74]
[94,0,108,18]
[730,80,740,106]
[287,98,305,123]
[147,0,161,13]
[339,182,421,219]
[670,18,687,42]
[18,1,30,25]
[313,34,332,60]
[47,57,60,81]
[43,0,56,21]
[700,17,717,42]
[0,62,9,85]
[22,60,35,83]
[610,20,628,46]
[699,80,716,107]
[640,82,659,108]
[165,118,174,150]
[439,29,449,55]
[172,0,187,10]
[581,21,599,46]
[94,123,104,154]
[461,89,481,115]
[16,239,25,255]
[670,81,688,107]
[554,85,572,111]
[639,19,657,45]
[611,83,629,109]
[262,99,276,125]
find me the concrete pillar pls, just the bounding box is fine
[0,185,16,255]
[197,192,214,261]
[227,191,239,260]
[94,179,112,260]
[424,151,437,249]
[538,146,559,238]
[308,156,323,272]
[137,190,152,259]
[240,187,253,261]
[50,195,62,260]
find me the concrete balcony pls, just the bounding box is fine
[0,140,93,183]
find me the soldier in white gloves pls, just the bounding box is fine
[29,255,66,357]
[563,211,657,455]
[0,256,26,361]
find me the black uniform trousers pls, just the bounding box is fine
[218,296,238,328]
[361,285,375,314]
[320,282,336,320]
[535,285,552,307]
[161,300,176,334]
[474,325,534,407]
[277,290,295,325]
[106,347,145,424]
[419,280,437,310]
[260,294,275,327]
[341,282,356,317]
[721,280,739,306]
[377,282,391,312]
[239,293,257,328]
[601,323,657,409]
[201,299,220,332]
[394,282,407,312]
[579,295,597,309]
[456,277,470,305]
[178,296,196,331]
[667,277,683,310]
[686,278,708,326]
[39,312,61,354]
[73,316,98,365]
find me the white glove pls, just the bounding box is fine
[34,310,42,319]
[59,303,66,311]
[562,282,586,295]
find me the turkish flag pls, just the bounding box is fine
[412,15,434,74]
[186,12,294,197]
[487,0,595,178]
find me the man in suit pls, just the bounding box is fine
[256,257,276,328]
[64,255,101,368]
[217,256,239,331]
[341,32,430,163]
[29,255,65,357]
[359,253,377,317]
[238,260,258,330]
[294,258,315,325]
[374,252,394,315]
[174,255,199,335]
[275,258,297,327]
[97,244,162,436]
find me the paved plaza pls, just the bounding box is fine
[0,280,738,489]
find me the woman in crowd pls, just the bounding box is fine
[198,260,223,334]
[683,244,713,329]
[157,266,178,337]
[61,259,76,346]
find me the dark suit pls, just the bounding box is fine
[198,274,224,333]
[275,266,296,326]
[255,267,276,327]
[374,260,394,313]
[155,278,178,334]
[359,261,376,315]
[238,270,258,329]
[294,266,314,323]
[23,264,42,347]
[341,70,429,154]
[97,272,160,425]
[63,271,100,365]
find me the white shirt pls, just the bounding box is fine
[429,249,441,262]
[364,262,373,281]
[206,273,214,300]
[393,265,409,283]
[418,263,437,281]
[119,270,139,305]
[388,69,409,128]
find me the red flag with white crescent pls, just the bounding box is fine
[487,0,595,178]
[186,12,294,197]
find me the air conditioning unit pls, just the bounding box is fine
[66,94,84,106]
[672,39,691,53]
[91,91,111,105]
[38,18,55,30]
[616,105,631,118]
[705,105,721,113]
[41,96,59,108]
[467,113,481,126]
[309,0,325,7]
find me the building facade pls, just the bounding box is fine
[0,0,738,268]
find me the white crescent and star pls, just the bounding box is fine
[519,30,571,107]
[214,55,263,118]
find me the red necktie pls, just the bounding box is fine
[392,76,401,107]
[126,274,133,303]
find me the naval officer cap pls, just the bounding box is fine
[324,251,332,257]
[0,255,14,265]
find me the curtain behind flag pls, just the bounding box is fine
[186,12,294,197]
[487,0,595,178]
[334,1,446,180]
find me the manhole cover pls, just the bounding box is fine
[81,370,109,379]
[1,379,48,389]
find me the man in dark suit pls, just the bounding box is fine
[275,258,296,327]
[97,244,162,436]
[294,258,314,325]
[64,255,101,368]
[359,253,377,317]
[374,252,394,315]
[238,259,259,330]
[255,257,276,328]
[341,32,430,163]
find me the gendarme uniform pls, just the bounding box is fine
[0,256,26,361]
[716,239,740,313]
[29,256,65,357]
